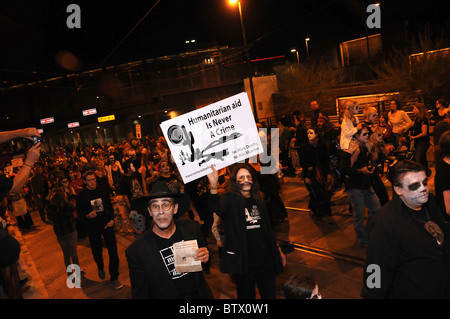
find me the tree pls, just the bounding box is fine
[373,30,450,102]
[274,59,345,114]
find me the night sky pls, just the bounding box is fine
[1,0,448,87]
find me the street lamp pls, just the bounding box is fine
[305,37,310,60]
[229,0,258,122]
[290,48,299,64]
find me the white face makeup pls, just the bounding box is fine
[356,128,370,143]
[351,104,360,115]
[368,112,378,123]
[307,129,318,141]
[236,168,253,193]
[394,171,429,210]
[148,198,178,231]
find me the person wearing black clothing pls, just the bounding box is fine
[147,160,181,193]
[125,181,212,299]
[433,112,450,167]
[207,163,286,299]
[298,128,335,224]
[292,110,308,150]
[47,189,83,276]
[434,131,450,222]
[76,171,123,289]
[408,102,430,170]
[429,98,449,126]
[362,160,450,298]
[30,166,49,223]
[122,148,147,195]
[340,125,381,247]
[310,100,327,128]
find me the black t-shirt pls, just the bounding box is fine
[0,175,13,201]
[153,228,199,298]
[244,197,270,267]
[410,118,430,143]
[435,160,450,221]
[75,186,114,230]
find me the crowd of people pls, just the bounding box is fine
[1,96,450,299]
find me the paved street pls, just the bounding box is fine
[8,159,436,299]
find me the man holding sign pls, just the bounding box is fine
[125,181,213,299]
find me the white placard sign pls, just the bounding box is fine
[160,92,263,183]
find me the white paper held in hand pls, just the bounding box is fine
[173,240,202,273]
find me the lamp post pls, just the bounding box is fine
[305,37,310,61]
[291,48,300,64]
[229,0,258,122]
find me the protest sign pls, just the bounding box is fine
[160,92,263,183]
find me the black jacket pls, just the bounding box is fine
[362,194,450,299]
[125,219,213,299]
[208,191,284,275]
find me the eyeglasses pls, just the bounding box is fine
[149,201,174,212]
[407,179,428,191]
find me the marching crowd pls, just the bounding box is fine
[1,96,450,299]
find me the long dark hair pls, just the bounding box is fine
[228,163,262,203]
[49,188,69,210]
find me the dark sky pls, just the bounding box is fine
[1,0,448,86]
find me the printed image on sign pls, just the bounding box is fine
[160,92,263,184]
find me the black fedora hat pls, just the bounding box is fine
[144,181,190,218]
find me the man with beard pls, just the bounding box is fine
[207,163,286,299]
[362,160,450,298]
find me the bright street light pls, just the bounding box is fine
[229,0,258,122]
[305,38,310,60]
[291,49,299,64]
